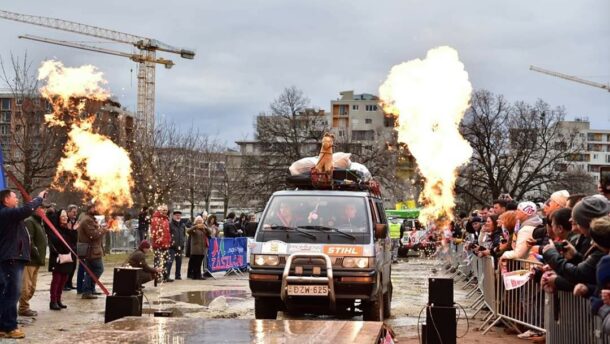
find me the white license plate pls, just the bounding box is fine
[287,285,329,296]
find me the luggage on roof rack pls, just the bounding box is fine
[285,168,381,197]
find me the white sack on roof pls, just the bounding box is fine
[288,152,353,176]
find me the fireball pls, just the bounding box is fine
[379,46,473,224]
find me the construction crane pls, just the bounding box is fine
[0,9,196,134]
[530,65,610,93]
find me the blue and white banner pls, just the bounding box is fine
[207,237,248,272]
[0,145,6,190]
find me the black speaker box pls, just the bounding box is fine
[425,306,456,344]
[113,267,141,296]
[105,294,143,323]
[428,278,453,306]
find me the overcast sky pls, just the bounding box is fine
[1,1,608,147]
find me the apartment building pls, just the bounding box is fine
[559,118,610,182]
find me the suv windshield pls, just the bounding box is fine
[260,195,370,233]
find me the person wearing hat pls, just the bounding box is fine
[501,201,543,260]
[572,217,610,300]
[169,210,187,280]
[544,190,570,217]
[543,195,610,292]
[125,240,162,286]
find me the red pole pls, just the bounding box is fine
[5,170,110,296]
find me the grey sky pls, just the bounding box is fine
[1,1,608,147]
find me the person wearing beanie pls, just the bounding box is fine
[501,201,543,260]
[572,195,610,232]
[573,217,610,310]
[125,240,161,286]
[542,198,610,292]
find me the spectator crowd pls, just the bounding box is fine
[438,185,610,342]
[0,188,257,340]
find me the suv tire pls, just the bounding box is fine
[363,280,384,321]
[383,282,392,318]
[254,298,277,319]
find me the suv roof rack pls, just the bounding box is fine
[286,168,381,197]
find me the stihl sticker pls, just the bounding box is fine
[323,246,363,256]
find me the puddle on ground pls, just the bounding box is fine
[166,289,249,306]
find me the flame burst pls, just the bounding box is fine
[38,60,133,214]
[379,46,473,224]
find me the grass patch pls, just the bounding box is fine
[103,252,130,266]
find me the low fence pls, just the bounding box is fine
[442,249,610,344]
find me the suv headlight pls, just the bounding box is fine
[342,257,369,268]
[254,255,280,266]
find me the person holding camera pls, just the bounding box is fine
[0,188,46,339]
[542,195,610,293]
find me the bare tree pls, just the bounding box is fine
[0,52,66,193]
[456,89,580,206]
[130,119,200,207]
[243,87,329,204]
[550,169,597,195]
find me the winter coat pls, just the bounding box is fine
[170,219,186,252]
[24,214,47,267]
[78,214,107,260]
[223,219,241,238]
[150,211,171,250]
[126,249,156,274]
[543,244,605,291]
[501,216,542,260]
[48,223,74,274]
[187,224,209,256]
[138,212,150,232]
[0,197,43,262]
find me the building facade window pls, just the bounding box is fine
[351,130,375,141]
[607,155,610,163]
[365,105,378,111]
[352,105,359,110]
[0,124,9,135]
[0,111,10,123]
[0,99,10,110]
[365,118,372,124]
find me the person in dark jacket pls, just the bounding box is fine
[572,217,610,305]
[0,188,45,339]
[18,209,47,317]
[78,204,108,299]
[542,195,610,292]
[48,209,74,310]
[169,211,186,280]
[244,214,258,238]
[125,240,160,286]
[223,212,242,237]
[137,206,150,243]
[63,204,79,291]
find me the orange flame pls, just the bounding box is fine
[38,60,133,213]
[379,46,473,225]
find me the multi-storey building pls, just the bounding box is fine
[559,118,610,182]
[329,90,395,143]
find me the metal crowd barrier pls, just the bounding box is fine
[545,290,610,344]
[445,252,610,342]
[489,258,546,333]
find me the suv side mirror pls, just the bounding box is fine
[374,223,388,240]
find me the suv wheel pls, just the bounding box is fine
[363,281,384,321]
[254,298,277,319]
[383,282,392,319]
